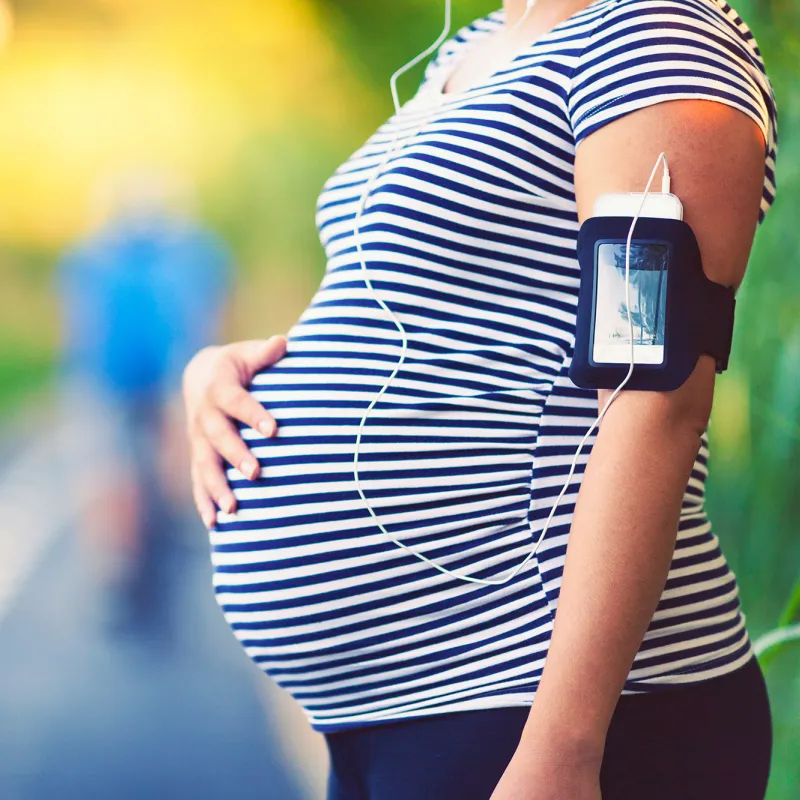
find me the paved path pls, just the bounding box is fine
[0,403,327,800]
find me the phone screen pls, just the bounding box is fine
[592,241,669,366]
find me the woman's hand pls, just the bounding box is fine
[183,335,288,528]
[490,734,602,800]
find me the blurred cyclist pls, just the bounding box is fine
[57,171,230,633]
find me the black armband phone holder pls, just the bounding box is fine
[568,216,736,392]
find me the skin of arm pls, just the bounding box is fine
[491,99,766,799]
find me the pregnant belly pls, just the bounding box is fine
[208,333,554,681]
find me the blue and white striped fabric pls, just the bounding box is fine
[210,0,778,733]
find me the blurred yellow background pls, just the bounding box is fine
[0,0,387,401]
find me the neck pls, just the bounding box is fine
[504,0,531,25]
[504,0,596,28]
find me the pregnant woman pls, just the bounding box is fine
[183,0,778,797]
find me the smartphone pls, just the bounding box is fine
[590,192,682,367]
[593,191,683,220]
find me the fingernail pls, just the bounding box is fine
[258,420,275,437]
[222,497,236,515]
[240,458,259,480]
[202,513,214,529]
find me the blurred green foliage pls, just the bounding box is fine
[0,0,798,795]
[699,3,800,794]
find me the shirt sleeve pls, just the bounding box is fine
[567,0,776,158]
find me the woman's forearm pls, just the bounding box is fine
[520,380,711,762]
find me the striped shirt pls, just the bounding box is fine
[210,0,778,733]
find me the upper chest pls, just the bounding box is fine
[317,60,580,213]
[441,24,524,96]
[315,28,593,244]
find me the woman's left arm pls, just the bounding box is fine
[492,98,766,800]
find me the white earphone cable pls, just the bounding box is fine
[353,1,668,586]
[390,0,453,114]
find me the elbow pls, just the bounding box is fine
[664,355,717,437]
[665,397,712,440]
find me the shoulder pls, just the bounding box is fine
[589,0,754,30]
[570,0,777,149]
[579,0,772,73]
[567,0,777,221]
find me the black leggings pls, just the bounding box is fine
[325,656,772,800]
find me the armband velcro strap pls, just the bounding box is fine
[698,277,736,373]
